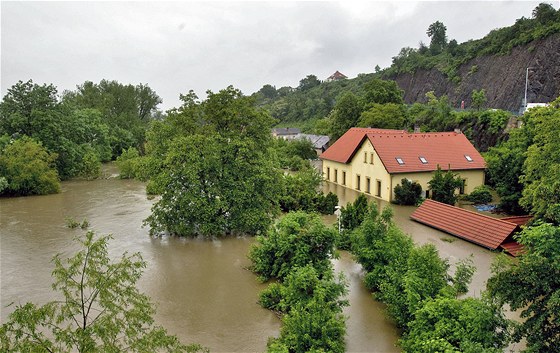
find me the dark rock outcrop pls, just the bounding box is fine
[392,33,560,112]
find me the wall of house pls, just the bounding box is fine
[322,160,351,188]
[390,169,485,200]
[322,140,392,201]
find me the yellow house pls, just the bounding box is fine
[320,128,486,202]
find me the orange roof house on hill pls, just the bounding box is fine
[320,128,486,202]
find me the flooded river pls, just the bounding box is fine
[2,162,513,352]
[2,165,404,352]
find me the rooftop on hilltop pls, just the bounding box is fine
[326,71,348,81]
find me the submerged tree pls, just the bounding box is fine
[145,86,282,237]
[0,136,60,196]
[0,231,206,353]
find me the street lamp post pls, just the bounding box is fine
[334,205,342,234]
[524,67,533,109]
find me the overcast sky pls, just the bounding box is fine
[1,1,552,110]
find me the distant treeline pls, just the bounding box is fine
[0,79,161,195]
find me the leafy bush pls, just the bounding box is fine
[0,137,60,196]
[340,194,369,231]
[0,177,8,194]
[315,192,339,215]
[428,166,464,205]
[465,185,493,204]
[393,178,423,205]
[249,212,337,282]
[116,146,141,179]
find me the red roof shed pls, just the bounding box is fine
[410,199,520,251]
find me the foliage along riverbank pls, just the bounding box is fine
[0,79,161,196]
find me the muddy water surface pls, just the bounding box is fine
[1,166,403,352]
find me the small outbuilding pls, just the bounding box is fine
[410,199,530,256]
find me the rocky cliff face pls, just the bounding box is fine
[392,33,560,112]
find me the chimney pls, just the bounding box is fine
[414,125,421,133]
[454,128,462,134]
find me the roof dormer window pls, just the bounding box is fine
[419,156,428,164]
[464,155,473,162]
[396,157,405,165]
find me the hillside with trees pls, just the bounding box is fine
[254,2,559,133]
[386,2,560,111]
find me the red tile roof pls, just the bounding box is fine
[320,128,405,164]
[368,132,485,173]
[328,71,348,80]
[499,215,532,226]
[320,128,485,173]
[410,199,519,250]
[500,241,525,257]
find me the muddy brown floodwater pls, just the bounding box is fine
[2,162,524,352]
[1,165,403,352]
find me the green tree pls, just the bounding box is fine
[0,231,206,353]
[519,98,560,223]
[351,205,414,292]
[471,89,487,110]
[266,296,346,353]
[400,296,509,353]
[329,91,362,142]
[0,79,59,137]
[358,103,408,130]
[1,81,111,180]
[485,126,532,214]
[259,265,348,314]
[340,193,370,232]
[249,212,338,281]
[361,78,404,108]
[144,86,282,237]
[393,178,423,205]
[298,74,321,91]
[532,2,557,24]
[351,203,475,330]
[279,167,321,212]
[427,21,448,55]
[65,80,162,156]
[0,136,60,196]
[116,146,141,179]
[258,84,278,99]
[465,185,493,204]
[409,91,455,132]
[428,166,464,205]
[487,223,560,352]
[288,138,316,160]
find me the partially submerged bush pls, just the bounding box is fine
[393,178,423,205]
[465,185,493,204]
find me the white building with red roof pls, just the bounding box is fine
[319,128,486,202]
